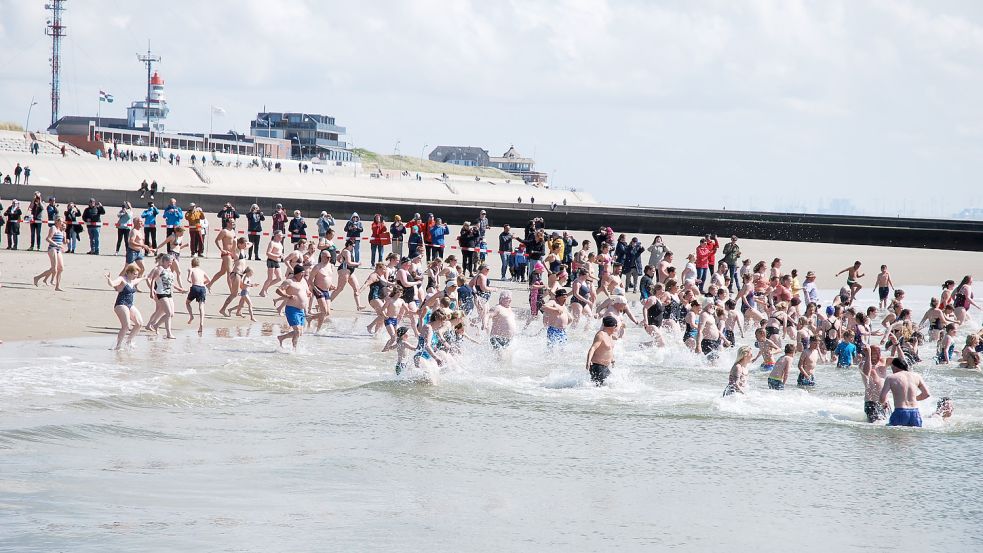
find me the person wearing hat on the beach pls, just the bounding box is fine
[276,264,310,350]
[476,210,490,239]
[541,288,573,348]
[344,213,364,263]
[586,316,619,386]
[802,271,820,305]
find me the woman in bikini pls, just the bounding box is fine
[331,239,365,310]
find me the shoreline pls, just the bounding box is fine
[2,209,982,344]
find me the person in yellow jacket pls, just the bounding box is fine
[185,204,205,257]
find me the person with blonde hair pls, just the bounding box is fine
[723,346,753,396]
[33,217,66,291]
[106,263,146,350]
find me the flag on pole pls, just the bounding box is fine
[211,106,226,116]
[99,90,114,103]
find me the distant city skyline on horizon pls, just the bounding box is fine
[1,0,981,218]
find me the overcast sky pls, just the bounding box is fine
[1,0,981,216]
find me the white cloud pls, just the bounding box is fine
[1,0,982,216]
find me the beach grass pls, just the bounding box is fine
[0,122,25,131]
[352,148,516,179]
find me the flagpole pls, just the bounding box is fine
[97,94,101,132]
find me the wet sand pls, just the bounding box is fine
[1,210,981,343]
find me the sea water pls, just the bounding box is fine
[1,285,981,552]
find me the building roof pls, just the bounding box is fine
[489,145,534,164]
[49,115,130,132]
[430,146,488,156]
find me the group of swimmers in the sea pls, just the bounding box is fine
[15,208,980,427]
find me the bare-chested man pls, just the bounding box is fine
[209,219,237,291]
[124,219,155,278]
[485,291,517,354]
[879,357,930,427]
[259,230,286,297]
[860,344,891,423]
[541,289,573,349]
[796,339,819,386]
[308,249,337,333]
[694,304,727,361]
[276,264,310,349]
[586,315,619,385]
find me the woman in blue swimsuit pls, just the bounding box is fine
[107,263,146,350]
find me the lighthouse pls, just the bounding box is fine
[126,70,170,131]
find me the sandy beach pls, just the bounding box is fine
[1,203,981,343]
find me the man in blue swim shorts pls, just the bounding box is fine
[276,264,309,349]
[540,288,572,349]
[879,358,931,427]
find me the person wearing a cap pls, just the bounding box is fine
[344,213,364,263]
[541,288,573,348]
[476,210,490,239]
[275,264,310,350]
[81,198,106,254]
[586,316,619,385]
[802,271,820,305]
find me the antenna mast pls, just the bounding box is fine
[136,42,161,141]
[45,0,68,127]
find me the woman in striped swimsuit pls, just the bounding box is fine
[33,217,66,291]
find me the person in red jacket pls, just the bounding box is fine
[705,234,720,275]
[695,238,712,293]
[370,214,388,264]
[423,212,436,261]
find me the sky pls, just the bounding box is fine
[1,0,982,217]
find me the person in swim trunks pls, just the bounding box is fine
[485,291,517,355]
[276,264,310,349]
[879,357,930,427]
[835,260,864,303]
[541,289,573,348]
[767,344,794,390]
[586,316,619,386]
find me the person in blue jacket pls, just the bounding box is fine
[141,201,160,248]
[162,198,184,240]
